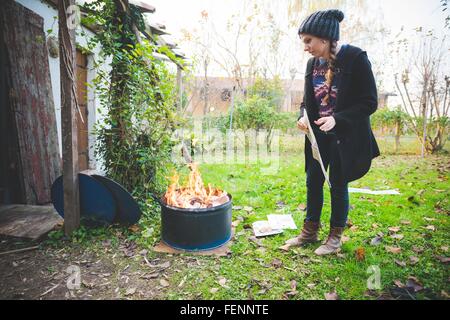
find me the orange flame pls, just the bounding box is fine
[163,163,229,209]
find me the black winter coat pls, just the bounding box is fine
[299,45,380,182]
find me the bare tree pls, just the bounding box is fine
[181,2,273,94]
[393,29,449,154]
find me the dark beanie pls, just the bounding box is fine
[298,9,344,41]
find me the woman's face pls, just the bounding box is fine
[300,34,329,58]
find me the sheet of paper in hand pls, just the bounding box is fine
[304,112,331,188]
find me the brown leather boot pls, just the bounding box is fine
[314,226,345,256]
[282,220,321,249]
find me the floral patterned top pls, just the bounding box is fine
[312,44,348,117]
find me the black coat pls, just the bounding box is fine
[300,45,380,182]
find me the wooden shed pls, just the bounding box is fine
[0,0,187,238]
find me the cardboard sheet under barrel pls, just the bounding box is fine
[0,205,63,240]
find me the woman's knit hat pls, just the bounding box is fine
[298,9,344,41]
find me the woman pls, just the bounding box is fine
[285,9,380,255]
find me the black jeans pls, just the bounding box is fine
[305,130,349,228]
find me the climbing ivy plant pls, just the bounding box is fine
[81,0,181,202]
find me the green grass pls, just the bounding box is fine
[154,145,449,300]
[45,136,449,300]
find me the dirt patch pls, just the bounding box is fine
[0,235,180,300]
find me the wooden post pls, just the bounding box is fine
[59,0,80,235]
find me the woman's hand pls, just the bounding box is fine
[296,116,308,133]
[314,116,336,132]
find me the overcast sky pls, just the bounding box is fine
[143,0,449,98]
[146,0,447,51]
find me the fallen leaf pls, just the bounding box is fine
[409,256,419,265]
[141,272,159,279]
[276,200,286,207]
[218,277,228,287]
[423,217,436,222]
[102,239,112,247]
[233,206,243,210]
[388,226,401,233]
[394,280,405,288]
[125,287,136,296]
[290,280,297,291]
[285,290,298,297]
[390,234,404,240]
[406,277,423,292]
[355,247,365,261]
[400,220,411,225]
[249,236,264,247]
[412,246,424,254]
[159,279,170,287]
[441,246,448,252]
[278,244,292,252]
[394,259,406,267]
[372,223,379,229]
[367,212,374,216]
[147,261,171,269]
[441,290,450,299]
[341,235,350,243]
[82,280,95,289]
[435,255,450,264]
[243,206,254,212]
[297,203,307,211]
[434,206,447,214]
[271,259,283,268]
[325,291,339,300]
[370,235,383,246]
[307,283,316,289]
[257,289,267,295]
[425,225,436,231]
[364,290,379,298]
[128,225,140,233]
[385,246,402,254]
[349,225,359,232]
[210,288,219,294]
[231,220,240,228]
[178,275,187,288]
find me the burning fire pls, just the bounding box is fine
[164,163,229,209]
